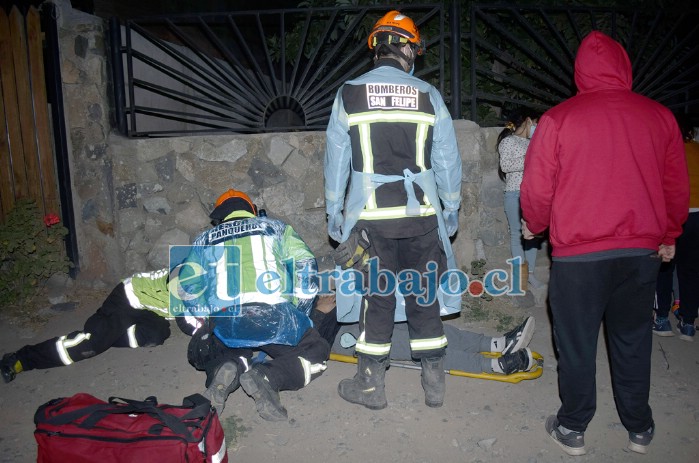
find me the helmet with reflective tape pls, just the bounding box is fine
[367,10,424,55]
[214,189,256,214]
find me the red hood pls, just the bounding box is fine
[574,31,632,93]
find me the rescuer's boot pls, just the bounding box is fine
[338,354,388,410]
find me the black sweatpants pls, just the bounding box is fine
[16,283,171,370]
[676,211,699,324]
[187,325,330,392]
[549,254,659,434]
[654,260,676,317]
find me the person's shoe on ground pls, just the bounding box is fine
[500,317,535,355]
[240,366,288,422]
[420,355,445,408]
[338,354,388,410]
[545,415,586,456]
[202,361,240,416]
[628,424,654,454]
[527,273,544,289]
[652,313,674,337]
[1,353,22,384]
[494,348,535,375]
[678,318,696,342]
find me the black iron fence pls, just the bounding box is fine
[468,4,699,125]
[109,3,698,137]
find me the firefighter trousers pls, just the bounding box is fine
[15,283,170,370]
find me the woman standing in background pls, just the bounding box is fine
[498,114,543,289]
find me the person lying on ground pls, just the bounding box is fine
[311,294,537,376]
[1,269,171,383]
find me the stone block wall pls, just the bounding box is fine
[55,1,546,286]
[105,123,523,280]
[108,133,331,274]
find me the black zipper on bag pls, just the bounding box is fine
[34,429,190,445]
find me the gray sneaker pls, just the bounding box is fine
[628,425,654,454]
[545,415,586,456]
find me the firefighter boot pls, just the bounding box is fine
[1,353,23,383]
[240,365,288,422]
[202,361,239,416]
[421,355,445,408]
[337,354,388,410]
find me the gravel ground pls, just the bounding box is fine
[1,279,698,463]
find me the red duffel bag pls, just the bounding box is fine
[34,393,228,463]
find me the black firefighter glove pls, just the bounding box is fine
[331,228,371,270]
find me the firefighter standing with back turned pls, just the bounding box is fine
[324,11,462,410]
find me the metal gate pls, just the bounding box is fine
[109,3,698,136]
[467,4,699,124]
[109,4,447,136]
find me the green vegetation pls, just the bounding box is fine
[0,199,71,309]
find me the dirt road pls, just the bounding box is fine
[1,284,697,462]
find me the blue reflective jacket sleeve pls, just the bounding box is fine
[324,87,352,217]
[429,86,462,212]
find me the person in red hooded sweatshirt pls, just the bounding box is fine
[520,31,689,456]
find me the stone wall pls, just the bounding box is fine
[109,132,331,274]
[105,123,520,279]
[55,1,545,286]
[55,0,121,283]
